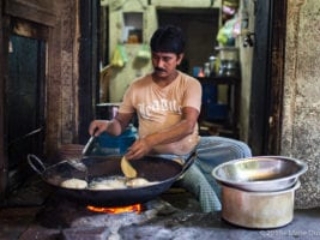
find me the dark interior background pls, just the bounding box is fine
[157,8,220,76]
[7,34,45,188]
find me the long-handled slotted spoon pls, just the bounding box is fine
[65,136,96,172]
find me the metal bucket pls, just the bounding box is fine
[221,181,301,229]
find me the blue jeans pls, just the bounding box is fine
[157,136,252,212]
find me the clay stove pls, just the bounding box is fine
[20,189,218,239]
[15,185,222,240]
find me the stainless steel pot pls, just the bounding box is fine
[221,181,300,229]
[212,156,308,192]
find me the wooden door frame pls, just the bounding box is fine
[0,0,98,197]
[78,0,100,143]
[248,0,287,155]
[0,5,50,196]
[0,0,8,196]
[0,0,56,196]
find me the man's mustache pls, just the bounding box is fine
[154,67,166,72]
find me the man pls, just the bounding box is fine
[89,25,252,212]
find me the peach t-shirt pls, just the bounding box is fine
[118,71,202,155]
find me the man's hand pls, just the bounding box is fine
[89,120,109,136]
[125,138,152,160]
[88,112,132,137]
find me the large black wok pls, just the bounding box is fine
[28,154,195,207]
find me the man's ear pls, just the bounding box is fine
[177,53,184,65]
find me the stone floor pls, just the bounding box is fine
[1,177,320,240]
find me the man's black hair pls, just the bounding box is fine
[150,25,186,54]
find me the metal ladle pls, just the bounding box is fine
[65,135,96,172]
[82,135,96,156]
[67,158,87,172]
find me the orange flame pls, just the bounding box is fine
[86,204,143,214]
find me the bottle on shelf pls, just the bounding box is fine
[198,67,205,77]
[204,62,211,77]
[209,55,217,76]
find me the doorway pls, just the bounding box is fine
[5,19,47,191]
[95,1,286,156]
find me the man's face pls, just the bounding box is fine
[151,52,183,79]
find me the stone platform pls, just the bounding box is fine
[1,177,320,240]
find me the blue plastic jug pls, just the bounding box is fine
[91,124,137,156]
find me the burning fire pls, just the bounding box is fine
[87,204,143,214]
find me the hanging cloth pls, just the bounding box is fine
[137,44,151,60]
[111,44,128,67]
